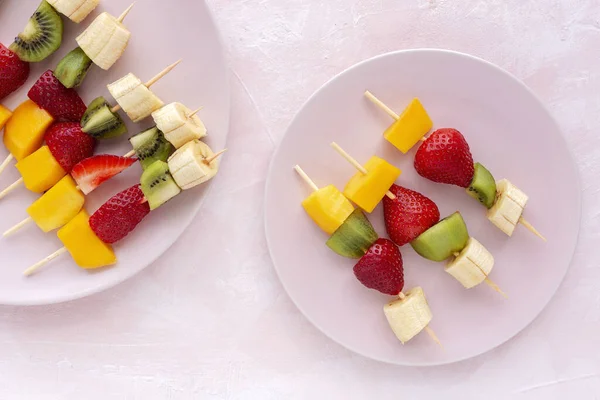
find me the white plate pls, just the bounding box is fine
[0,0,230,305]
[265,49,581,366]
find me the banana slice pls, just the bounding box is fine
[76,12,131,70]
[383,287,433,344]
[48,0,99,23]
[445,237,494,288]
[107,73,163,122]
[487,179,529,236]
[152,103,207,149]
[167,140,218,190]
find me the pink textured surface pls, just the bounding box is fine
[0,0,599,397]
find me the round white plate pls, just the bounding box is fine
[0,0,230,305]
[265,49,580,366]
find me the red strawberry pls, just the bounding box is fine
[28,70,87,122]
[90,185,151,244]
[0,43,29,101]
[71,155,136,195]
[353,238,404,296]
[383,185,441,246]
[45,122,96,173]
[414,128,475,188]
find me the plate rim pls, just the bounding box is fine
[264,47,582,366]
[0,0,231,306]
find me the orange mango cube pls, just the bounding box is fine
[0,104,12,131]
[302,184,354,234]
[58,210,117,269]
[4,100,54,161]
[384,98,433,153]
[343,156,401,213]
[27,175,84,232]
[16,145,66,193]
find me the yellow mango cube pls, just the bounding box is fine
[343,156,401,213]
[0,104,12,130]
[58,210,117,269]
[384,98,433,153]
[302,184,354,234]
[3,100,54,161]
[27,175,84,232]
[16,146,66,193]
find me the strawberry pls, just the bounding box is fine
[71,155,136,195]
[90,185,151,244]
[353,238,404,296]
[383,184,440,246]
[45,122,96,173]
[0,43,29,101]
[414,128,475,188]
[27,70,87,122]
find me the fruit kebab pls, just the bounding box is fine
[0,60,180,201]
[0,5,135,177]
[330,142,506,297]
[294,165,441,346]
[363,91,545,241]
[23,141,226,276]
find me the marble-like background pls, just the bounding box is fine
[1,0,599,398]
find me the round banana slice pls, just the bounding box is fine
[152,102,207,149]
[167,140,218,190]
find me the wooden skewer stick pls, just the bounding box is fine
[0,177,23,200]
[398,292,443,348]
[294,165,319,192]
[365,90,544,239]
[330,142,396,200]
[23,247,68,277]
[188,107,203,118]
[205,149,227,165]
[3,216,32,237]
[109,60,183,114]
[452,252,507,298]
[0,154,14,176]
[117,3,135,23]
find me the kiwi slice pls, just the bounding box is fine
[129,127,175,170]
[140,160,182,210]
[326,209,378,259]
[410,212,469,262]
[466,163,497,209]
[81,97,128,139]
[9,1,63,63]
[54,47,92,88]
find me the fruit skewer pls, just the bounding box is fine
[364,91,545,241]
[294,165,442,347]
[23,145,226,276]
[0,61,180,201]
[331,142,506,297]
[0,5,135,178]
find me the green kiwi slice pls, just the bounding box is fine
[410,212,469,262]
[54,47,92,88]
[80,97,128,139]
[129,127,175,170]
[466,163,497,209]
[9,1,63,63]
[326,209,378,259]
[140,161,182,210]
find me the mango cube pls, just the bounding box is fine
[16,146,66,193]
[58,210,117,269]
[384,98,433,153]
[27,175,84,232]
[302,184,354,235]
[3,100,54,161]
[0,104,12,130]
[343,156,401,213]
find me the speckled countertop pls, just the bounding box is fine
[0,0,599,398]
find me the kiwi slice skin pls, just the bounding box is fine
[10,1,63,63]
[467,163,497,209]
[55,47,92,88]
[410,212,469,262]
[81,97,128,139]
[326,209,379,259]
[140,161,182,210]
[129,127,175,170]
